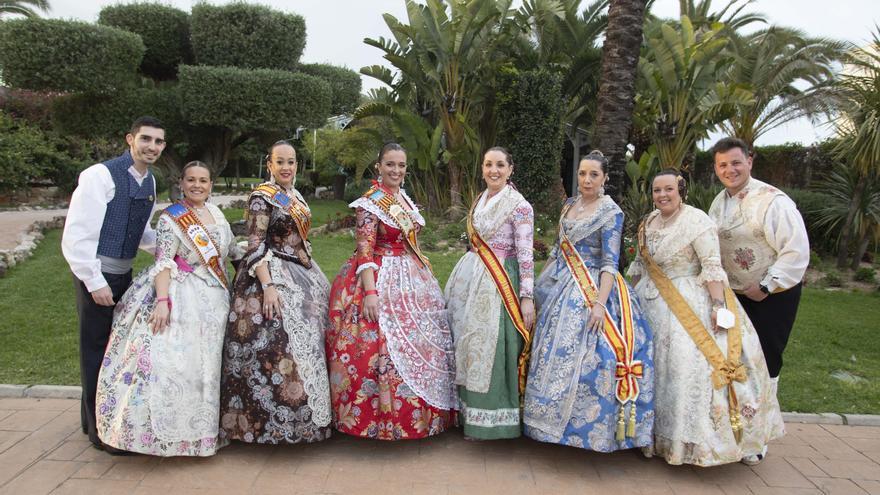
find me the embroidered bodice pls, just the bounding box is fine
[242,192,312,270]
[551,196,623,275]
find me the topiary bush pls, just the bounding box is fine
[495,67,565,214]
[98,3,191,81]
[178,65,331,130]
[190,3,305,71]
[298,63,362,115]
[0,18,144,94]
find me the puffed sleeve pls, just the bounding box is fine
[354,207,380,275]
[692,225,729,286]
[242,195,274,277]
[512,201,535,298]
[599,210,624,276]
[147,215,180,281]
[761,196,810,291]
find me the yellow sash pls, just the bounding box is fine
[162,202,228,289]
[252,183,312,242]
[557,203,642,440]
[362,185,432,270]
[466,199,531,396]
[638,222,746,442]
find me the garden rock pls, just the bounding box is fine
[830,370,868,385]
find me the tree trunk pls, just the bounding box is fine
[836,180,864,269]
[851,232,871,271]
[592,0,648,201]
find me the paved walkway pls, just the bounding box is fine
[0,195,246,251]
[0,398,877,494]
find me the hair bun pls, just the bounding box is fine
[588,150,604,157]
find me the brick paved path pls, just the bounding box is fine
[0,398,877,495]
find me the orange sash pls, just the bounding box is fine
[252,183,312,241]
[162,202,228,289]
[557,202,641,439]
[362,185,432,270]
[467,199,531,396]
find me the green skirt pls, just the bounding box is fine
[458,257,524,439]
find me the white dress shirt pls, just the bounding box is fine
[61,163,158,292]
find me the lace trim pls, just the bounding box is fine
[461,401,520,427]
[562,196,621,244]
[697,263,728,286]
[349,189,426,230]
[269,258,332,427]
[472,187,526,239]
[247,250,274,278]
[355,262,379,276]
[148,258,179,282]
[644,206,715,265]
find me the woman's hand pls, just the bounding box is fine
[149,300,171,335]
[588,302,605,332]
[521,297,536,330]
[263,286,281,319]
[362,294,379,322]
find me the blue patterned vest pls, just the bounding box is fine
[96,151,156,260]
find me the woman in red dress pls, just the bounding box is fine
[326,143,458,440]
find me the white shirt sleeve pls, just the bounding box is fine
[61,164,114,292]
[761,196,810,292]
[138,178,158,255]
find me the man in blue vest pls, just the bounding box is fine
[62,116,167,453]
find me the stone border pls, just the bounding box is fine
[0,215,65,277]
[1,383,877,426]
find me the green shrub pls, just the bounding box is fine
[0,112,83,193]
[822,271,843,288]
[687,181,722,213]
[786,188,837,255]
[190,3,305,70]
[179,65,331,131]
[298,63,362,115]
[854,267,877,284]
[809,250,823,269]
[0,18,144,94]
[495,67,565,213]
[99,4,191,81]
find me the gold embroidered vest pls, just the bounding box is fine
[709,178,786,291]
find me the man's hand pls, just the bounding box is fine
[90,286,115,306]
[741,283,768,302]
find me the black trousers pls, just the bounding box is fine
[736,282,803,378]
[73,271,132,445]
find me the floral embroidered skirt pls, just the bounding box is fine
[326,254,456,440]
[219,258,333,444]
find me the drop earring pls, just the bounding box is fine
[599,185,605,197]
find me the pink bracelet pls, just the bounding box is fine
[156,297,172,310]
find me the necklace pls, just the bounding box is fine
[575,195,599,213]
[658,206,682,228]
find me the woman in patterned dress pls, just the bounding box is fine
[96,161,239,456]
[524,151,655,452]
[325,143,457,440]
[628,170,784,466]
[219,141,332,444]
[445,147,536,440]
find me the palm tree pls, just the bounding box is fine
[362,0,515,214]
[829,29,880,268]
[633,15,752,170]
[677,0,764,32]
[592,0,647,198]
[0,0,50,18]
[721,27,847,148]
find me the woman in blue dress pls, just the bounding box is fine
[523,150,654,452]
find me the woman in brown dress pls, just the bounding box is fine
[219,141,332,444]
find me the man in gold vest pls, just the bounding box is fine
[708,137,809,386]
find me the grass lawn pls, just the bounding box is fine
[1,201,878,414]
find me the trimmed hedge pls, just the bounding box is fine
[190,3,306,70]
[495,68,565,212]
[98,4,191,81]
[52,87,183,141]
[178,65,331,131]
[0,18,143,94]
[299,63,362,115]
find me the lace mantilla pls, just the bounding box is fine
[349,188,425,230]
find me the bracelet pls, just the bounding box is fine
[711,298,726,309]
[593,301,607,311]
[156,297,172,310]
[364,289,378,296]
[262,282,275,289]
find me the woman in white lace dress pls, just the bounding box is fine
[628,170,784,466]
[96,161,240,456]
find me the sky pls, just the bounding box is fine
[44,0,880,146]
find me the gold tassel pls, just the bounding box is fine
[627,403,637,438]
[616,407,626,441]
[730,408,743,444]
